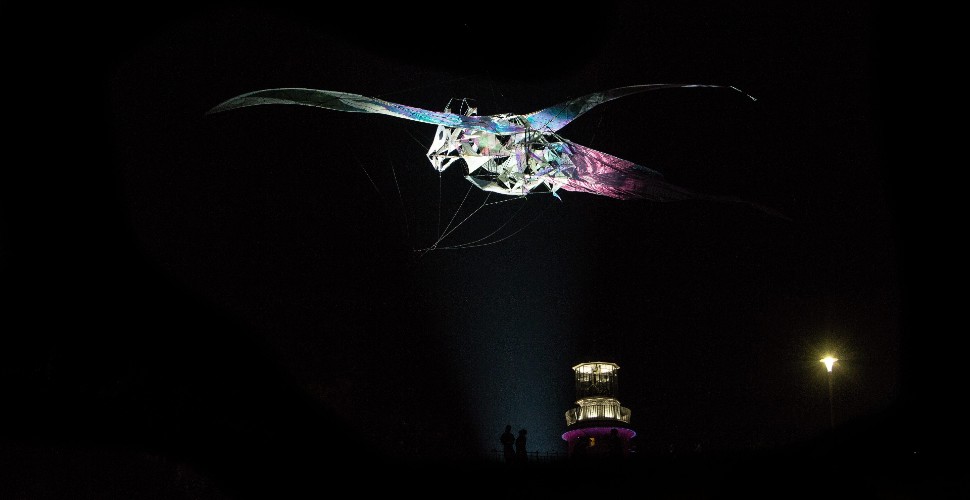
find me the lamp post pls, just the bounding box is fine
[820,355,837,429]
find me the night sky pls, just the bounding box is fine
[4,2,955,498]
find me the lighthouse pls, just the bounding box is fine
[561,361,636,460]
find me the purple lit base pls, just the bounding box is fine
[562,426,637,459]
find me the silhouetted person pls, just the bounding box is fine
[515,429,528,464]
[572,435,590,461]
[500,424,516,464]
[606,428,623,460]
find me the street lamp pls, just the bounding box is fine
[820,355,838,429]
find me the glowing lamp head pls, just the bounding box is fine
[820,356,838,372]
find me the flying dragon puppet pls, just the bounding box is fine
[207,84,783,216]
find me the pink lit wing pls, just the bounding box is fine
[560,141,789,218]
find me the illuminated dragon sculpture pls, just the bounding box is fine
[208,84,780,215]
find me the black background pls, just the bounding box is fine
[4,2,956,498]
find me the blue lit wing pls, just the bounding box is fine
[206,88,527,133]
[523,84,755,132]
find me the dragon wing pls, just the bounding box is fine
[207,85,752,135]
[206,88,528,133]
[559,139,697,201]
[523,84,755,132]
[560,139,787,218]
